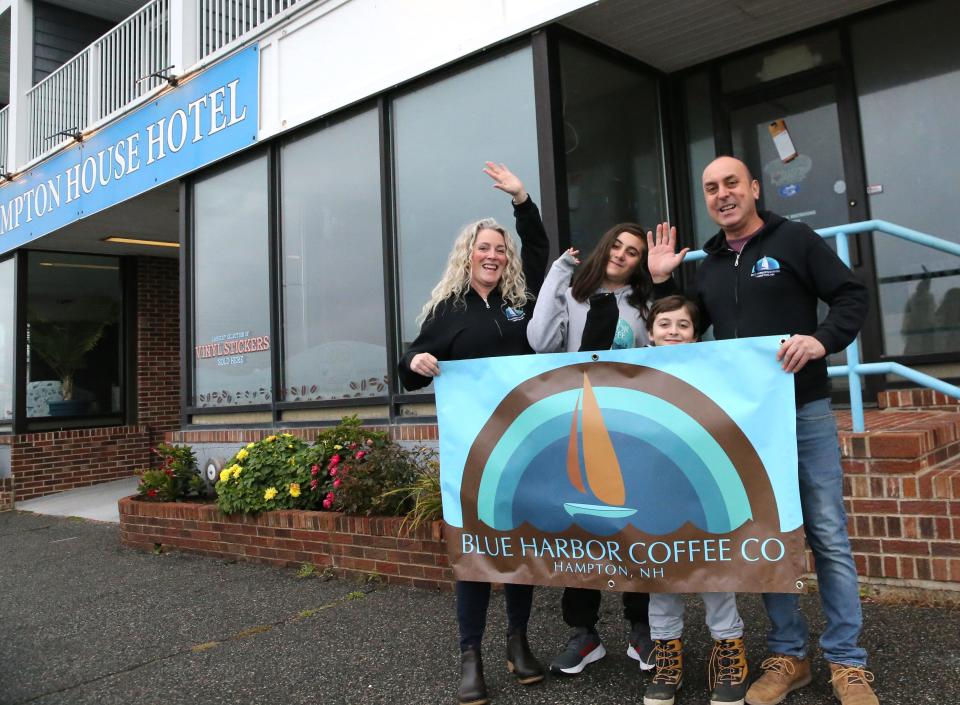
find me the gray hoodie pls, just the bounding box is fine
[526,252,651,353]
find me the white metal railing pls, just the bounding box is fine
[94,0,172,120]
[199,0,302,59]
[0,106,9,172]
[26,48,90,161]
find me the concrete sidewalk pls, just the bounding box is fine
[0,510,956,705]
[15,477,138,523]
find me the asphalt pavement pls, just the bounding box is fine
[1,510,957,705]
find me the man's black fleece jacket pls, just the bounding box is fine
[656,210,869,405]
[398,197,549,391]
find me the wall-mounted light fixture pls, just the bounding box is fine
[137,64,179,88]
[103,236,179,249]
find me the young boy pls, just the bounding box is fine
[643,295,749,705]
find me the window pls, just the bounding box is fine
[192,154,272,407]
[280,109,387,401]
[26,253,122,419]
[0,257,13,425]
[393,47,541,357]
[557,40,666,253]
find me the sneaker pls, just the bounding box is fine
[745,655,812,705]
[627,621,657,671]
[709,637,749,705]
[549,627,607,675]
[643,638,684,705]
[828,663,878,705]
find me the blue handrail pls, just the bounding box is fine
[682,219,960,431]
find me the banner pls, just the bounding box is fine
[434,336,805,594]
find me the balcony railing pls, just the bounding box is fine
[199,0,303,58]
[0,106,9,172]
[16,0,305,165]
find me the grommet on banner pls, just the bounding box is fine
[591,354,600,361]
[607,579,615,588]
[795,580,804,591]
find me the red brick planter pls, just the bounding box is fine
[118,496,452,590]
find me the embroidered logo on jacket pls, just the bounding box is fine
[502,304,526,322]
[750,256,781,278]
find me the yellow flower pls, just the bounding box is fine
[264,487,278,501]
[289,458,295,464]
[334,444,342,450]
[231,465,243,479]
[281,433,293,438]
[236,448,249,461]
[219,468,231,483]
[264,435,277,443]
[289,483,301,498]
[245,442,255,449]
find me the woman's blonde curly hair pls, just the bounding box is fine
[417,218,530,325]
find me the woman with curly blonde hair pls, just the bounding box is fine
[398,162,549,705]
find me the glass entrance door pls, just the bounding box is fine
[723,75,880,387]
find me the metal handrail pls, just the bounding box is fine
[683,219,960,432]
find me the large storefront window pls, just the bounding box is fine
[853,0,960,356]
[26,253,122,419]
[192,154,272,407]
[393,47,541,357]
[280,109,387,401]
[0,258,13,426]
[558,40,666,252]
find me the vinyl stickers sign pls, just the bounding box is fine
[434,336,804,593]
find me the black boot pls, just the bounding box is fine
[458,647,488,705]
[506,630,545,685]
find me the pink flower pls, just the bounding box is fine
[311,465,319,476]
[310,479,319,490]
[322,498,332,509]
[329,454,341,465]
[349,442,357,449]
[164,468,174,477]
[333,478,342,489]
[365,439,374,446]
[326,492,335,501]
[329,467,338,477]
[355,450,366,460]
[147,488,158,497]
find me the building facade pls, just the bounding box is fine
[0,0,959,516]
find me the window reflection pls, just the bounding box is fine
[0,258,13,422]
[26,253,122,418]
[192,154,272,406]
[280,109,388,401]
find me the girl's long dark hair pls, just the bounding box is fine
[570,223,652,318]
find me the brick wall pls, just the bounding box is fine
[119,496,452,590]
[11,426,151,501]
[0,477,12,511]
[136,256,180,451]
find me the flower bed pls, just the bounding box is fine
[118,496,452,590]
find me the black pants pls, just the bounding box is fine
[561,587,649,629]
[457,580,534,652]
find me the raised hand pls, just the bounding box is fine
[646,222,688,283]
[483,162,528,204]
[561,248,581,266]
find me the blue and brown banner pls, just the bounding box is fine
[434,336,805,593]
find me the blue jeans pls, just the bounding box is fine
[762,398,867,666]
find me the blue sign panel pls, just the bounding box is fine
[0,44,259,256]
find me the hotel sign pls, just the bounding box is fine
[0,44,259,256]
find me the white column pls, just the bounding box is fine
[7,0,34,171]
[169,0,200,76]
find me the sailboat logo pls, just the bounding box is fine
[564,372,637,520]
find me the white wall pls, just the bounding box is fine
[257,0,593,139]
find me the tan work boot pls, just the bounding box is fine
[643,638,684,705]
[829,663,878,705]
[745,655,812,705]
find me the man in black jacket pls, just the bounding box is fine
[647,156,877,705]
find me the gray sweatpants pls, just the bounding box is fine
[648,592,743,641]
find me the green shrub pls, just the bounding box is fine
[332,443,423,516]
[215,433,310,514]
[380,451,442,531]
[137,444,204,501]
